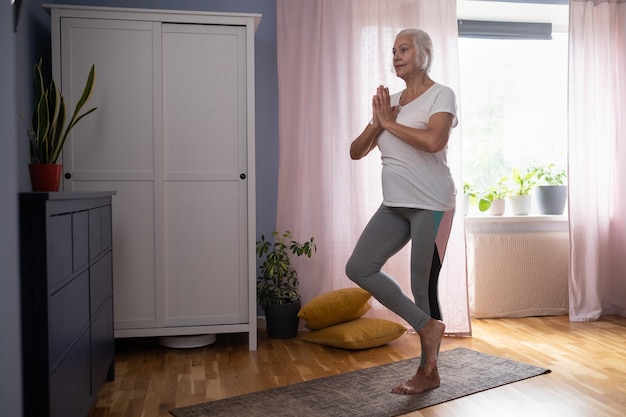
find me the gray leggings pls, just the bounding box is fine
[345,204,444,333]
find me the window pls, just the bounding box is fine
[457,2,569,215]
[459,32,568,190]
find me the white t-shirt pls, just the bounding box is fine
[377,83,457,211]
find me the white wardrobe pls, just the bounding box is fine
[48,5,259,349]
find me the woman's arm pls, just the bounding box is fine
[350,122,383,160]
[381,112,454,153]
[349,92,387,160]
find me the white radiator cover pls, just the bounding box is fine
[466,231,570,318]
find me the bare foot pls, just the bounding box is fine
[418,319,445,376]
[391,366,440,395]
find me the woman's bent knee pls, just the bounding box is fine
[345,255,367,284]
[345,257,358,282]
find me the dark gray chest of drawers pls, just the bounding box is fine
[20,192,116,417]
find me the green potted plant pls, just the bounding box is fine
[478,177,509,215]
[463,182,478,215]
[27,58,97,191]
[509,166,537,215]
[535,163,567,215]
[256,230,316,339]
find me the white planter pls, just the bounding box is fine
[488,199,506,216]
[509,194,532,215]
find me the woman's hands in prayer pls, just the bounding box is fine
[372,85,400,130]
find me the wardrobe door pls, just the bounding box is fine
[161,24,249,326]
[60,18,158,329]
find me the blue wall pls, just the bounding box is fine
[1,2,22,417]
[3,2,279,416]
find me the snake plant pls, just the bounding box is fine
[28,58,97,164]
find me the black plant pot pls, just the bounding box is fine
[537,185,567,215]
[264,300,301,339]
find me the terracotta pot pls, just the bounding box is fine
[29,164,62,192]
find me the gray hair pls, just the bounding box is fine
[396,28,433,73]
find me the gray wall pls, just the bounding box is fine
[4,1,279,416]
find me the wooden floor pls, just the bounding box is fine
[88,315,626,417]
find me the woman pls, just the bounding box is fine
[345,28,457,395]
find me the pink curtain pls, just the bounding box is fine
[568,0,626,321]
[276,0,470,335]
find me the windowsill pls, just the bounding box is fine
[464,214,569,233]
[465,214,568,223]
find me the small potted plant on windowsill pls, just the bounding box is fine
[27,58,97,192]
[464,182,478,216]
[509,166,537,215]
[535,163,567,215]
[256,230,316,339]
[478,177,509,216]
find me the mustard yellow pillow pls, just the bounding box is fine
[302,318,407,350]
[298,288,372,330]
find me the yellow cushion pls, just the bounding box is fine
[302,318,407,350]
[298,288,372,330]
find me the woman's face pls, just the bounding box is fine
[392,34,419,78]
